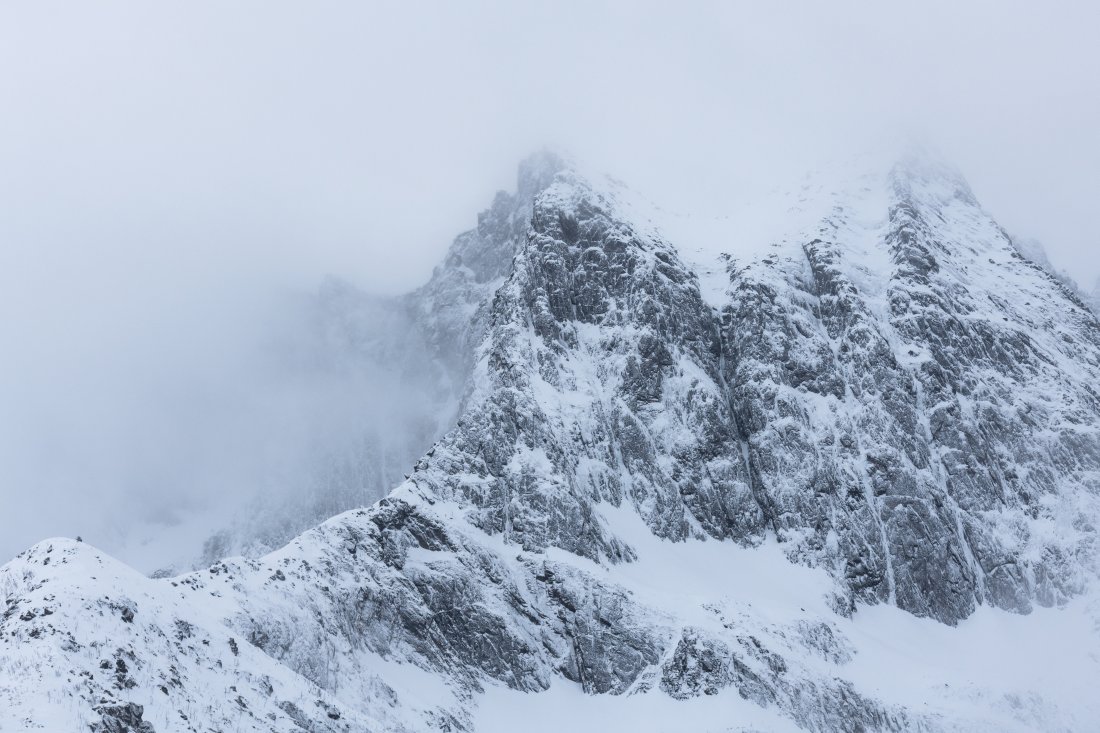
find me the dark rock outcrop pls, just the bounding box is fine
[91,703,156,733]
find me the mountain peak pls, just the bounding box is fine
[888,144,978,207]
[517,149,570,201]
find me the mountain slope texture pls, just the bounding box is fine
[3,151,1100,732]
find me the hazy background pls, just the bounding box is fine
[1,1,1097,566]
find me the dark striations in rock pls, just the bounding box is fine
[717,154,1100,623]
[410,150,567,387]
[427,169,765,563]
[408,152,1100,626]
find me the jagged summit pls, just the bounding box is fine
[3,151,1100,731]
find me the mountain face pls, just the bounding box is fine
[3,152,1100,732]
[189,157,557,569]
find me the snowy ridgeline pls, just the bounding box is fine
[3,151,1100,731]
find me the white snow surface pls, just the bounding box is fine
[475,504,1100,732]
[4,527,1099,732]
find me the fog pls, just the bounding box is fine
[1,1,1097,567]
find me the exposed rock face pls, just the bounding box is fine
[91,703,156,733]
[3,151,1099,731]
[717,156,1100,623]
[426,166,758,563]
[411,151,1100,625]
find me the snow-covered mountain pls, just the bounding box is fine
[182,156,558,572]
[3,151,1100,732]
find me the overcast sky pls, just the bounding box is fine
[1,1,1097,564]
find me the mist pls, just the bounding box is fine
[1,1,1097,567]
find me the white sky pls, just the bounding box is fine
[1,1,1097,563]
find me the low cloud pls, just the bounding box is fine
[1,1,1096,565]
